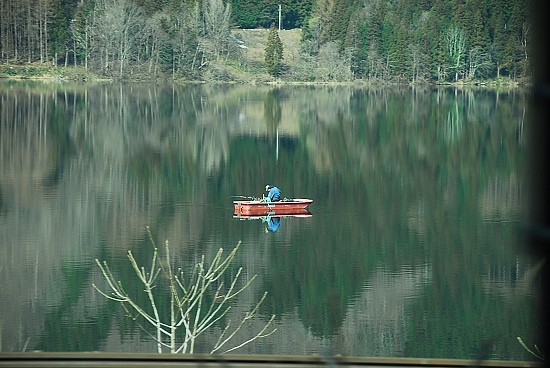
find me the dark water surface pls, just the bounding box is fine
[0,81,540,360]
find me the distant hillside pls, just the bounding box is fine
[232,28,302,68]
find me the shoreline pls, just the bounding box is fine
[0,63,529,88]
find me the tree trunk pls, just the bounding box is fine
[14,2,19,61]
[27,1,32,63]
[39,16,44,62]
[44,7,48,63]
[84,26,88,70]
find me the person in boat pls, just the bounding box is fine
[260,185,281,202]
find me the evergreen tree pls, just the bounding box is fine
[380,17,396,79]
[490,6,509,78]
[49,0,79,65]
[364,0,385,56]
[70,0,95,69]
[389,26,409,80]
[505,0,525,78]
[0,0,535,82]
[326,0,354,50]
[265,23,284,77]
[230,0,260,28]
[229,0,312,29]
[469,1,489,49]
[452,0,467,30]
[344,12,366,78]
[285,0,314,28]
[418,0,433,11]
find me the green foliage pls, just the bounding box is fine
[229,0,313,29]
[297,0,532,82]
[265,24,284,77]
[284,0,314,28]
[0,66,17,76]
[49,0,80,61]
[344,14,365,78]
[0,0,534,82]
[230,0,262,28]
[466,0,489,49]
[326,0,354,49]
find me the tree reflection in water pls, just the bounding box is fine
[0,82,537,360]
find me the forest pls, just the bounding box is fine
[0,0,533,84]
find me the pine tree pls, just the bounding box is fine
[344,13,364,78]
[469,1,489,49]
[326,0,353,49]
[49,0,79,65]
[366,0,387,55]
[265,23,284,76]
[229,0,261,28]
[286,0,314,28]
[490,6,509,78]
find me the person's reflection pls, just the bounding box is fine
[261,215,281,232]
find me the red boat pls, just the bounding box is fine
[233,198,313,216]
[233,210,312,219]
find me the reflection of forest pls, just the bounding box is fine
[0,83,537,358]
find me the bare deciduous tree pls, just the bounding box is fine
[300,16,323,57]
[91,0,144,76]
[70,2,93,70]
[318,41,351,82]
[446,25,467,82]
[367,43,384,81]
[202,0,232,59]
[93,228,276,354]
[408,44,429,84]
[467,47,492,80]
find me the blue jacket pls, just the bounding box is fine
[267,217,281,232]
[267,186,281,201]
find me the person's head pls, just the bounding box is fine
[265,185,271,192]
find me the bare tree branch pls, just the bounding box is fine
[93,230,275,354]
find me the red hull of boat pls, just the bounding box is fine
[233,211,312,219]
[233,199,313,215]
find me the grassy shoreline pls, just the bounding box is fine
[0,62,528,88]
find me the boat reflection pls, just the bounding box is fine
[233,210,312,232]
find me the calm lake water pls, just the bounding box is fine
[0,81,541,360]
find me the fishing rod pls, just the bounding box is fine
[230,195,259,200]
